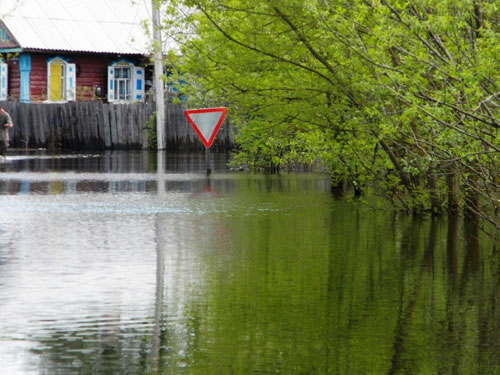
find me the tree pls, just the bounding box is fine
[165,0,500,228]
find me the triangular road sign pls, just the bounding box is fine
[184,107,228,148]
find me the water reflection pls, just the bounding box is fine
[0,150,231,174]
[0,151,498,375]
[0,151,327,196]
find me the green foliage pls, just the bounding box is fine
[75,85,94,101]
[145,112,157,150]
[164,0,500,222]
[229,120,318,171]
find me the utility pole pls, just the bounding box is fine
[152,0,166,150]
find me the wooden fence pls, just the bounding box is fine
[0,101,235,151]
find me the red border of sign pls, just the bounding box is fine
[184,107,228,148]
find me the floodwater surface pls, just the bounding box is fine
[0,151,499,375]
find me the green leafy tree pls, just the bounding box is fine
[165,0,500,227]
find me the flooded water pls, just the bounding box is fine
[0,150,499,375]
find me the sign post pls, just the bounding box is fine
[184,107,227,175]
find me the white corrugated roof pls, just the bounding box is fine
[0,0,153,55]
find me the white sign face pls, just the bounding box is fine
[184,108,227,148]
[189,111,222,143]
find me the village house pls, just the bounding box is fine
[0,0,152,104]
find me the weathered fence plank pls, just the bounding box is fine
[101,102,111,149]
[0,101,234,151]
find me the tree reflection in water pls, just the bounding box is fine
[0,152,498,375]
[28,207,500,375]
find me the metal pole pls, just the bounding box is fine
[205,147,211,176]
[152,0,165,150]
[149,215,165,372]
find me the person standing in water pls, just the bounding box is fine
[0,105,13,159]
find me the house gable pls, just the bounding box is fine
[0,21,19,50]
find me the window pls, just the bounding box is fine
[114,66,131,101]
[107,60,144,103]
[46,57,76,102]
[49,59,65,101]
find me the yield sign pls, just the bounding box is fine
[184,107,228,148]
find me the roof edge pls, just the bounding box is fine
[0,47,22,53]
[20,48,150,56]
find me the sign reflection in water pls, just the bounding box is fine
[0,151,498,375]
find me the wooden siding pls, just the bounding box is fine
[72,55,109,101]
[6,58,21,100]
[29,54,46,101]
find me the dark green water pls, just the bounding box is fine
[0,151,498,375]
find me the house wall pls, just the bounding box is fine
[6,58,21,100]
[30,53,112,102]
[29,54,47,101]
[7,52,145,102]
[72,55,109,100]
